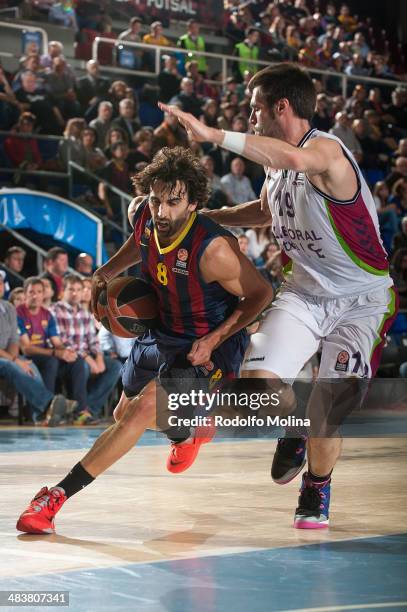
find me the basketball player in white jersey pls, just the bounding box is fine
[159,63,398,529]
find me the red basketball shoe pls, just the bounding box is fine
[167,419,216,474]
[16,486,67,534]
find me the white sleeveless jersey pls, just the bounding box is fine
[266,128,392,297]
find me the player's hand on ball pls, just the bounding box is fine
[91,271,109,320]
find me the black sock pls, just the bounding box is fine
[55,462,95,498]
[165,426,191,444]
[309,469,332,484]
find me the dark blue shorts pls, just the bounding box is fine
[121,329,249,398]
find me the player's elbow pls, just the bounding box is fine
[285,150,306,173]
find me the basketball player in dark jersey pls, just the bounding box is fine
[17,147,273,534]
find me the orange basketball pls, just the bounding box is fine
[97,277,158,338]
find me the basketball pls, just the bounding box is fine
[97,277,158,338]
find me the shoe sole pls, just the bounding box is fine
[294,518,329,529]
[16,519,54,535]
[272,458,306,485]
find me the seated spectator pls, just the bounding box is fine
[45,57,80,120]
[81,126,107,172]
[75,60,110,117]
[286,25,302,52]
[111,98,141,144]
[58,117,86,169]
[395,140,407,159]
[254,241,280,267]
[337,3,358,33]
[3,113,43,179]
[217,102,237,131]
[117,16,143,70]
[17,277,78,392]
[317,37,335,68]
[9,287,25,308]
[200,99,219,129]
[351,32,370,58]
[391,248,407,309]
[89,100,113,149]
[177,19,208,75]
[352,118,389,171]
[390,178,407,219]
[373,180,400,254]
[15,71,64,135]
[129,128,153,169]
[237,234,254,261]
[153,110,188,151]
[104,126,129,159]
[233,27,260,81]
[157,54,182,103]
[51,274,121,419]
[143,21,171,47]
[75,253,94,277]
[48,0,78,29]
[40,41,67,71]
[12,55,45,92]
[329,112,362,162]
[0,274,67,425]
[41,246,69,302]
[221,157,256,205]
[386,88,407,132]
[298,36,323,69]
[107,80,128,117]
[200,155,228,209]
[0,64,19,130]
[393,217,407,253]
[185,60,211,99]
[344,53,370,77]
[345,84,370,114]
[97,142,132,220]
[312,94,333,132]
[0,246,26,298]
[385,157,407,191]
[169,78,203,118]
[322,2,338,28]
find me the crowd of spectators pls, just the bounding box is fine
[0,245,127,424]
[1,0,407,400]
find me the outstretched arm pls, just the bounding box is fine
[187,236,273,365]
[158,103,357,200]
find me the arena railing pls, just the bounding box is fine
[0,20,48,55]
[0,223,79,277]
[67,161,132,243]
[0,130,69,182]
[92,37,402,98]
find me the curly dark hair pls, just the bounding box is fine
[132,147,209,208]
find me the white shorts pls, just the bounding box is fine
[242,285,397,380]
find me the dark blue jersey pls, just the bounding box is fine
[133,201,239,339]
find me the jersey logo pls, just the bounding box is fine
[177,248,188,262]
[144,227,151,238]
[335,350,349,372]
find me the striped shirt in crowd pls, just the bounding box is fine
[50,301,100,357]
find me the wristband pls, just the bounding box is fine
[222,130,247,155]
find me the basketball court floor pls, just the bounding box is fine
[0,427,406,612]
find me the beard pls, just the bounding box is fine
[155,215,188,240]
